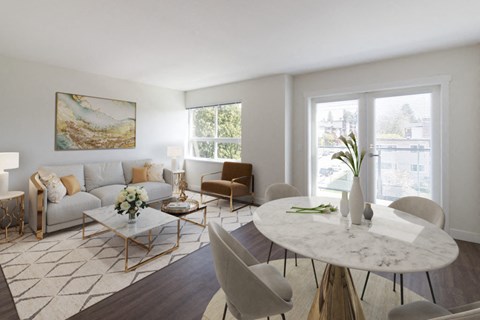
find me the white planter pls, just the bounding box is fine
[349,177,364,225]
[340,191,349,217]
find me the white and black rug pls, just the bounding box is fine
[0,193,253,320]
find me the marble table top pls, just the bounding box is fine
[253,197,459,273]
[84,206,178,239]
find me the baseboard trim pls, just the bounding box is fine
[450,228,480,244]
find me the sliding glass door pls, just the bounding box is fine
[311,86,441,204]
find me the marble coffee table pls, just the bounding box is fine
[253,196,459,320]
[83,206,179,272]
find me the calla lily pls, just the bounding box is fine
[331,132,365,177]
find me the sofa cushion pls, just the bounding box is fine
[129,181,172,202]
[132,167,148,183]
[84,161,125,192]
[146,162,165,182]
[38,169,67,203]
[60,175,81,196]
[123,159,152,184]
[89,185,126,206]
[47,192,101,226]
[41,164,86,191]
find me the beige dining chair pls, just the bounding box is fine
[265,183,318,288]
[388,300,480,320]
[208,222,293,320]
[361,196,445,305]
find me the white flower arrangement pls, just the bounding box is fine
[115,186,149,217]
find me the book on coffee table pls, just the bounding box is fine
[166,202,190,209]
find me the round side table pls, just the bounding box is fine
[0,191,25,242]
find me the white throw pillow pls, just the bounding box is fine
[38,169,67,203]
[145,163,165,182]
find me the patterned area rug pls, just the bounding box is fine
[0,193,253,320]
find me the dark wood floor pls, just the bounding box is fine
[1,222,480,320]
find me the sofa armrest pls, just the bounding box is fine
[163,168,173,185]
[29,173,47,239]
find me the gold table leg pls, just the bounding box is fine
[308,264,365,320]
[180,207,207,228]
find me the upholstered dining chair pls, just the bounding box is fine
[208,222,293,320]
[361,196,445,305]
[201,162,254,212]
[265,183,319,288]
[388,300,480,320]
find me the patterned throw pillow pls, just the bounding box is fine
[38,169,67,203]
[145,163,165,182]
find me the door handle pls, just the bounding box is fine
[369,153,379,157]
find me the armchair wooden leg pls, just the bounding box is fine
[230,195,234,212]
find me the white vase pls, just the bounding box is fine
[340,191,349,217]
[349,177,364,225]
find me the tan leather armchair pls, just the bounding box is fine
[200,162,254,212]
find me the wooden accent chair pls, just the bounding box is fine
[200,162,254,212]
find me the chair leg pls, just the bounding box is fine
[294,253,298,266]
[267,242,274,263]
[426,271,436,303]
[283,249,287,277]
[361,271,370,300]
[311,259,318,288]
[400,274,404,305]
[222,303,227,320]
[281,314,286,320]
[230,195,234,212]
[393,273,396,292]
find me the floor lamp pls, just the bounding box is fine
[0,152,19,195]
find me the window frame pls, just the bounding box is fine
[187,102,242,161]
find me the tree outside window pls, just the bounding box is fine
[189,103,241,160]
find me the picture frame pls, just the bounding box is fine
[55,92,136,150]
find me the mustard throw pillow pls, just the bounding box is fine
[132,167,148,184]
[60,175,81,196]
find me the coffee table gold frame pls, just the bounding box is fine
[82,214,180,272]
[308,264,365,320]
[0,191,25,242]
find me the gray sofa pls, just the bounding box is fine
[28,159,173,239]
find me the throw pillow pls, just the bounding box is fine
[145,163,165,182]
[60,175,81,196]
[38,169,67,203]
[132,167,148,183]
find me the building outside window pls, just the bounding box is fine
[188,102,241,161]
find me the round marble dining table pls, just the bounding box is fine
[253,196,459,320]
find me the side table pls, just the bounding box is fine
[172,170,185,194]
[0,191,25,242]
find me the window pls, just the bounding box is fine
[311,85,442,205]
[188,102,241,160]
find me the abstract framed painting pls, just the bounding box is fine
[55,92,136,150]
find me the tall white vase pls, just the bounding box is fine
[349,177,364,225]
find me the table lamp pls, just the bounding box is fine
[0,152,19,195]
[167,146,183,171]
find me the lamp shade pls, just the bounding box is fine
[0,152,19,171]
[167,146,183,158]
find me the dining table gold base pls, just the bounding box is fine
[308,264,366,320]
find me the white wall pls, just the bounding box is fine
[185,74,292,203]
[293,44,480,242]
[0,55,186,214]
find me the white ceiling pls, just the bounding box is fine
[1,0,479,91]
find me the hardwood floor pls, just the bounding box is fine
[1,222,480,319]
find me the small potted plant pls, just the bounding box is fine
[115,186,149,224]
